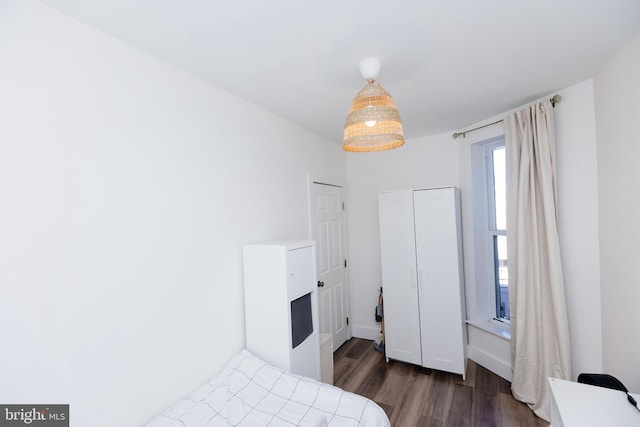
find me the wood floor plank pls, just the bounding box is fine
[497,375,512,395]
[447,383,473,427]
[417,415,444,427]
[374,401,395,422]
[343,337,371,359]
[498,392,539,427]
[332,338,355,360]
[332,355,356,388]
[333,341,381,391]
[472,363,502,427]
[333,338,550,427]
[421,371,454,421]
[455,359,476,388]
[492,391,548,427]
[355,350,390,399]
[388,367,431,427]
[373,359,419,407]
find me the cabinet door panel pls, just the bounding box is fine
[288,246,315,299]
[414,188,465,374]
[378,190,422,365]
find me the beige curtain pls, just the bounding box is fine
[504,100,571,421]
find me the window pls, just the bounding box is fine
[486,144,509,321]
[467,135,510,327]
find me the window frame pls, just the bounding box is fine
[484,142,509,322]
[464,132,510,336]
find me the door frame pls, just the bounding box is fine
[306,173,352,344]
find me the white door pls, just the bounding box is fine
[378,190,422,365]
[413,188,466,375]
[312,183,348,351]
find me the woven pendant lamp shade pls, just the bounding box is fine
[343,79,404,152]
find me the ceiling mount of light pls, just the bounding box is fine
[343,57,404,152]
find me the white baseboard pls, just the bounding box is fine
[350,324,381,341]
[468,345,513,382]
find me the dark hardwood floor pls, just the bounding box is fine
[333,338,549,427]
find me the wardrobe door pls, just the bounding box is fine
[378,190,422,365]
[413,188,466,376]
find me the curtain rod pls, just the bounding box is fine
[452,94,561,139]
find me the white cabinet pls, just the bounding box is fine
[243,240,321,381]
[378,187,467,378]
[549,378,640,427]
[319,333,334,385]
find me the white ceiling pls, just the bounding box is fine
[38,0,640,143]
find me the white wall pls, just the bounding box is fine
[345,79,604,383]
[593,28,640,392]
[345,133,461,339]
[457,79,603,382]
[459,122,514,382]
[554,80,603,378]
[0,1,345,426]
[343,18,637,394]
[2,2,635,422]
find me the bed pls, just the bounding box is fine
[143,349,390,427]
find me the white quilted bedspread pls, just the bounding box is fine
[143,350,390,427]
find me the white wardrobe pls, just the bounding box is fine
[378,187,467,378]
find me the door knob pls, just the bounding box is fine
[317,281,325,287]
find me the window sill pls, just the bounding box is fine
[467,319,511,341]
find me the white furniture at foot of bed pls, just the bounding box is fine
[143,350,390,427]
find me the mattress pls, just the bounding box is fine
[143,349,390,427]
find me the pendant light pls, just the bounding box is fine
[343,58,404,152]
